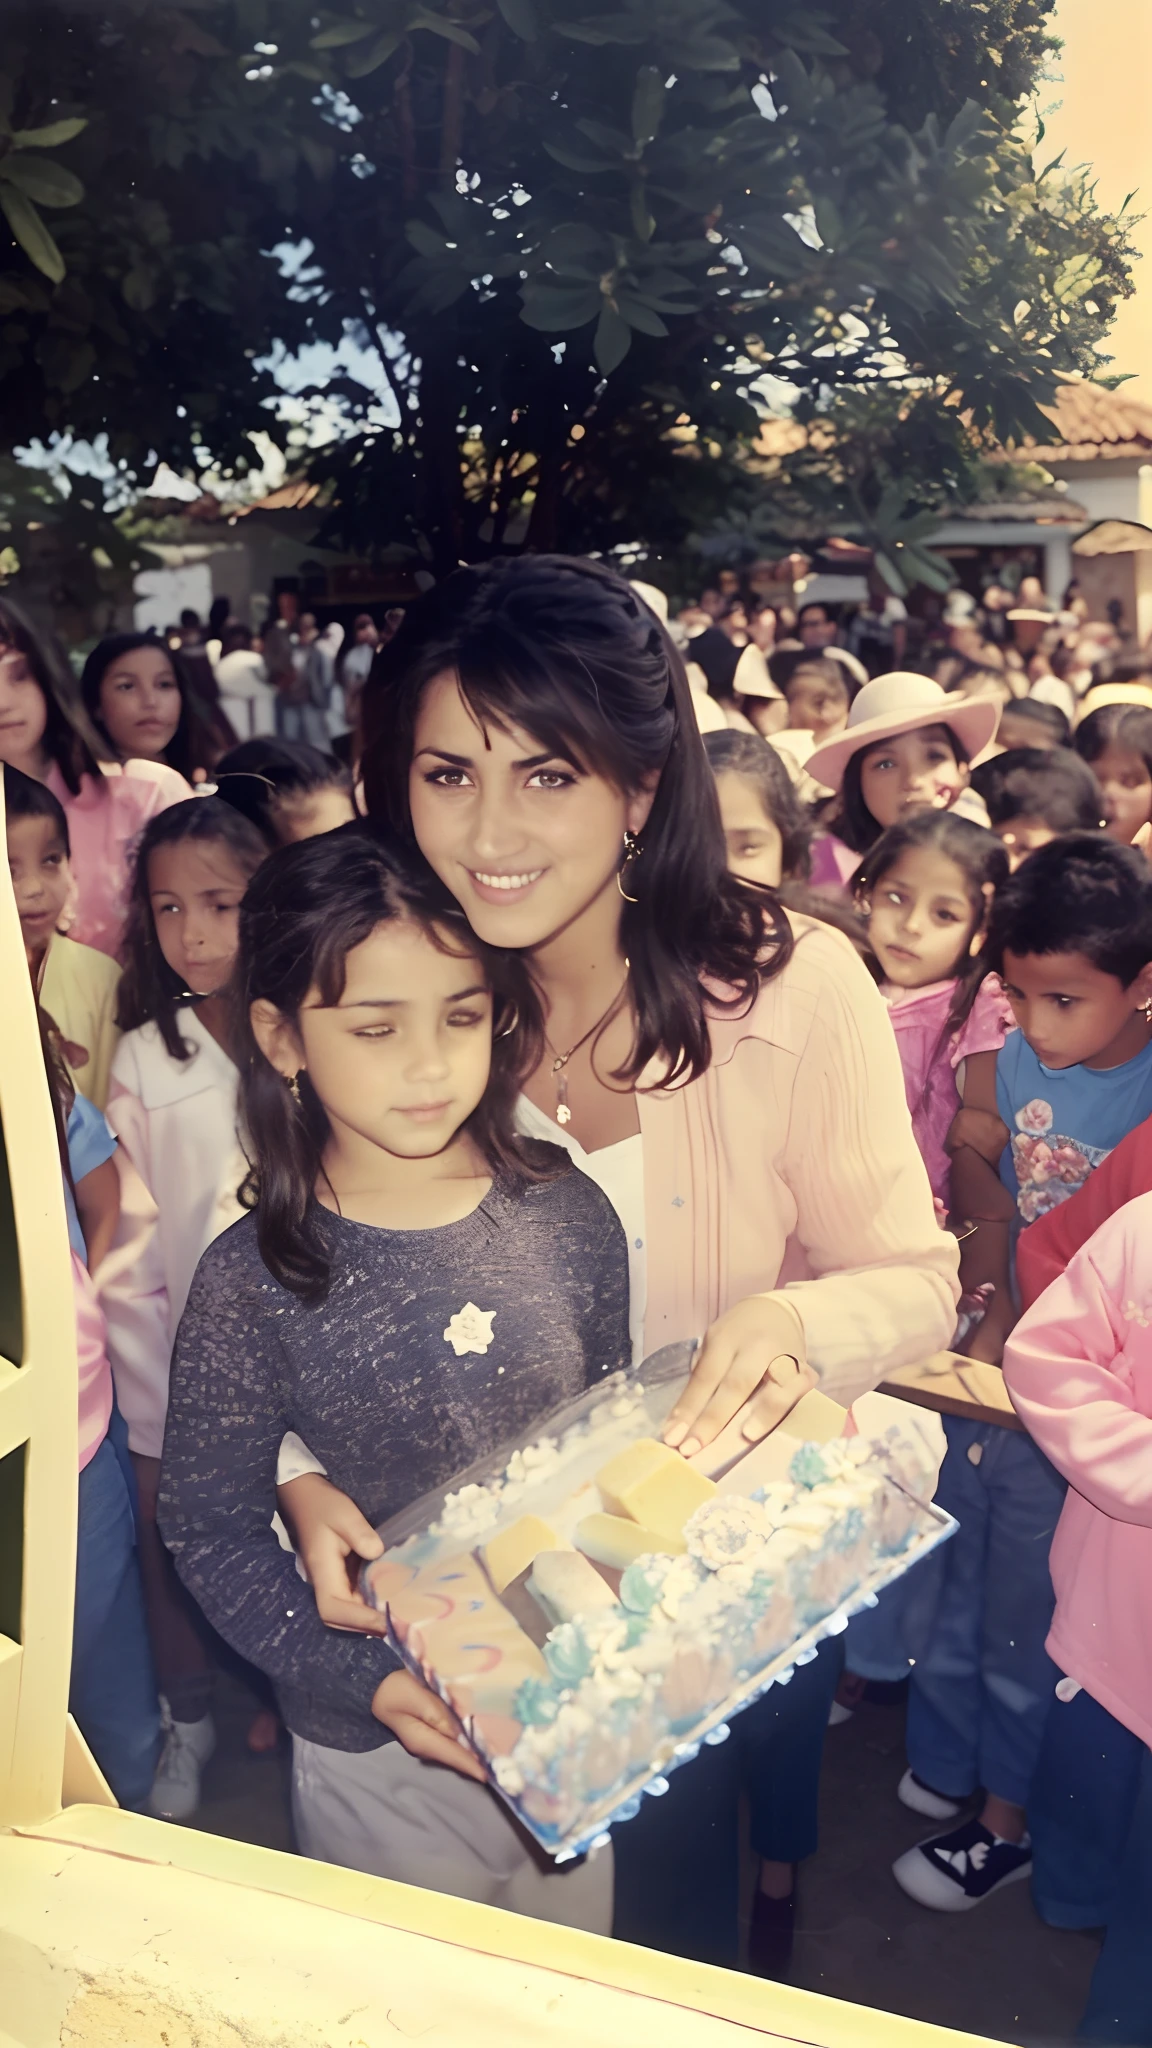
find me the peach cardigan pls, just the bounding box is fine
[636,918,960,1402]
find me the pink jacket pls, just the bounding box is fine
[637,918,960,1400]
[1003,1191,1152,1749]
[47,758,192,959]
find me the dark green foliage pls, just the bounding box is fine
[0,1,1135,573]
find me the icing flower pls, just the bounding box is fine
[514,1676,562,1726]
[684,1495,772,1569]
[442,1302,496,1356]
[544,1621,593,1687]
[789,1442,830,1489]
[619,1561,664,1614]
[1015,1098,1053,1136]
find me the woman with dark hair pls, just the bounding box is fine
[282,555,959,1971]
[81,632,235,786]
[0,595,189,957]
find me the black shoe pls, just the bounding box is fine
[893,1815,1032,1912]
[747,1885,795,1978]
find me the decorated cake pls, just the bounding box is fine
[363,1365,952,1857]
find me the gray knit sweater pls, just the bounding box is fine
[158,1159,630,1750]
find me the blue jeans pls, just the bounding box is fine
[71,1437,161,1811]
[1032,1682,1145,1929]
[1079,1743,1152,2044]
[611,1636,842,1967]
[275,700,330,748]
[905,1419,1066,1807]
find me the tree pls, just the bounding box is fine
[0,1,1136,574]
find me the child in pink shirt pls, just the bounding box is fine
[0,594,189,960]
[852,809,1014,1209]
[1004,1194,1152,2043]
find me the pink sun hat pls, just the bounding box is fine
[806,672,1001,793]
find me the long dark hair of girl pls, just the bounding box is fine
[116,798,268,1060]
[850,810,1008,1042]
[0,593,108,794]
[79,632,234,782]
[234,822,545,1299]
[829,726,973,856]
[360,556,793,1089]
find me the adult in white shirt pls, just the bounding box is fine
[213,621,277,741]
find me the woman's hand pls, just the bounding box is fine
[371,1671,489,1782]
[276,1471,386,1634]
[662,1296,815,1456]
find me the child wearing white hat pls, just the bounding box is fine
[806,673,1000,893]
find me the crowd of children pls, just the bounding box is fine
[3,570,1152,2040]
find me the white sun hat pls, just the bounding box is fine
[806,672,1001,793]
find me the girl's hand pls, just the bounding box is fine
[276,1472,386,1633]
[662,1296,815,1456]
[371,1671,489,1781]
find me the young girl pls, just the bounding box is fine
[1075,703,1152,848]
[5,765,122,1109]
[0,596,189,957]
[852,811,1012,1209]
[805,673,1000,893]
[98,797,268,1819]
[81,632,235,786]
[213,736,356,846]
[1004,1198,1152,2043]
[159,825,631,1929]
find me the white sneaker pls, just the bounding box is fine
[148,1699,216,1821]
[897,1767,965,1822]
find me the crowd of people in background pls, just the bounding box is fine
[2,548,1151,2044]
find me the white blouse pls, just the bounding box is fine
[516,1095,647,1366]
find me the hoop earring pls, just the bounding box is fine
[617,829,642,904]
[496,1005,520,1040]
[1141,998,1152,1024]
[286,1071,303,1104]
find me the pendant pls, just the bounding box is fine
[555,1069,572,1126]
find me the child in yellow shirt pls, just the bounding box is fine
[5,763,121,1107]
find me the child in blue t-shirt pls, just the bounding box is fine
[893,833,1152,1915]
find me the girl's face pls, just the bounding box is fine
[257,919,493,1164]
[148,838,252,996]
[6,812,71,953]
[863,846,979,990]
[785,666,850,743]
[0,645,49,776]
[98,645,182,761]
[712,771,784,888]
[409,670,655,951]
[1091,744,1152,845]
[858,725,968,831]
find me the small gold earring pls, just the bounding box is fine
[1141,999,1152,1025]
[286,1071,303,1103]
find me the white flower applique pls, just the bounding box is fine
[1122,1300,1151,1329]
[443,1302,496,1357]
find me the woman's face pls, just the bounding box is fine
[99,645,182,761]
[409,670,655,951]
[712,771,784,888]
[1091,744,1152,845]
[0,644,49,776]
[858,725,967,831]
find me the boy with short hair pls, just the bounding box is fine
[4,763,121,1107]
[970,746,1103,868]
[893,834,1152,1913]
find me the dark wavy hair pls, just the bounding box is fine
[983,831,1152,986]
[80,632,233,783]
[234,821,548,1299]
[116,798,268,1061]
[0,593,108,794]
[213,736,353,847]
[851,810,1009,1045]
[360,556,792,1090]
